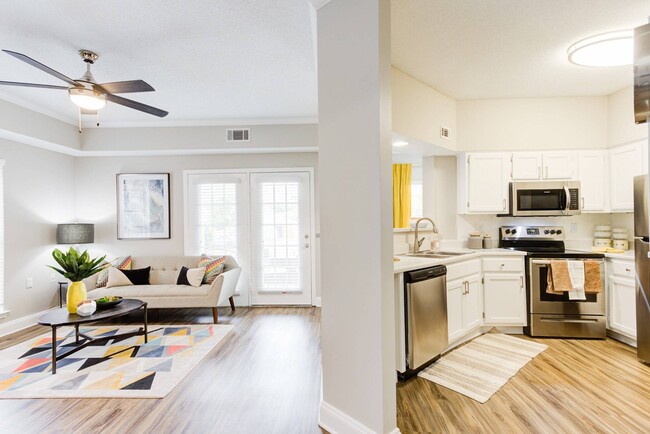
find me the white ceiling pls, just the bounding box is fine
[0,1,317,126]
[392,0,650,100]
[1,1,649,128]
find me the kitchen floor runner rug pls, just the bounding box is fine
[0,324,231,399]
[418,333,547,403]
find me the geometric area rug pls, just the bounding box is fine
[0,324,232,399]
[418,333,547,403]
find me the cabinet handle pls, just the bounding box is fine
[520,276,524,288]
[537,166,541,179]
[626,268,631,272]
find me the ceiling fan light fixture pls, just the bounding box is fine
[567,29,633,67]
[68,87,106,110]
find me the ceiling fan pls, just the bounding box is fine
[0,49,168,118]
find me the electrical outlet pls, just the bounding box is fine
[50,273,56,283]
[26,277,33,288]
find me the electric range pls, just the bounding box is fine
[500,225,606,339]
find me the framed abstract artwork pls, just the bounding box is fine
[117,173,171,239]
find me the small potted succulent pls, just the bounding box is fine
[48,248,106,314]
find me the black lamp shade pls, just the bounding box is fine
[56,223,94,244]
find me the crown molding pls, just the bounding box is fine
[81,116,318,129]
[308,0,334,10]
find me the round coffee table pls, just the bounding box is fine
[38,299,148,374]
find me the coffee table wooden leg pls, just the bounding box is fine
[51,326,57,374]
[143,303,148,344]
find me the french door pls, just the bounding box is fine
[185,169,313,306]
[250,172,312,305]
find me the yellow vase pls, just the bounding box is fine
[67,281,87,314]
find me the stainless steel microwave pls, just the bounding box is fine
[508,181,581,217]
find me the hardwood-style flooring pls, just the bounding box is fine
[397,335,650,433]
[0,306,323,434]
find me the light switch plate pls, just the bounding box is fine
[26,277,33,288]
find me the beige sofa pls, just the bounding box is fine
[85,255,241,323]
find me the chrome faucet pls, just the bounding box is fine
[413,217,439,254]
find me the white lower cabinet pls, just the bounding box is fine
[606,258,637,340]
[483,273,526,325]
[447,273,482,343]
[482,256,526,326]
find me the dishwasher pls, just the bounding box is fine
[401,265,448,380]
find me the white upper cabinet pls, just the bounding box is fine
[512,151,577,180]
[577,150,608,212]
[542,151,577,180]
[610,142,644,212]
[511,153,542,180]
[458,153,511,214]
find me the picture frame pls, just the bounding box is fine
[116,173,171,239]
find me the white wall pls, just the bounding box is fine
[392,67,457,151]
[81,123,318,152]
[608,86,648,147]
[0,140,75,325]
[317,0,396,432]
[457,97,608,151]
[74,152,320,299]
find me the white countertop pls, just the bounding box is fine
[604,250,635,260]
[393,248,526,274]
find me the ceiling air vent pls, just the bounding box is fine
[440,126,450,140]
[227,128,250,142]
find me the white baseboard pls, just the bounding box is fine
[313,297,322,307]
[607,329,637,348]
[0,307,54,338]
[319,400,401,434]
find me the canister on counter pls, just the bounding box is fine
[468,232,483,249]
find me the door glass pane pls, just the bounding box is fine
[258,181,301,292]
[195,181,239,259]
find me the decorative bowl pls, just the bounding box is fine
[95,296,123,309]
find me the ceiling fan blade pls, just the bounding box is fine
[98,80,154,94]
[0,80,68,90]
[106,93,168,118]
[2,50,78,86]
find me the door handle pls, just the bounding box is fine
[563,185,570,214]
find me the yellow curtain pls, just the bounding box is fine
[393,164,412,228]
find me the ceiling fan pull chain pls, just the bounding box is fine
[78,108,82,133]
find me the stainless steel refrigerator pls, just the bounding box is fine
[634,176,650,363]
[634,21,650,363]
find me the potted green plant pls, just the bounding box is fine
[48,248,106,314]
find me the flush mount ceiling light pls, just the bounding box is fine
[567,30,633,67]
[392,141,409,147]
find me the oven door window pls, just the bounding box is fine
[517,189,566,212]
[536,264,597,303]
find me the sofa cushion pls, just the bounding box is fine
[177,266,205,287]
[105,267,133,288]
[89,283,213,299]
[96,256,132,288]
[199,255,226,284]
[121,267,151,285]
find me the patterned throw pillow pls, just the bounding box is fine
[198,254,226,284]
[96,256,132,288]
